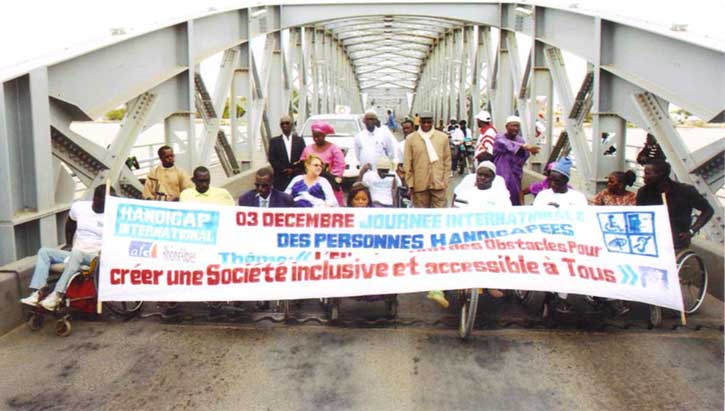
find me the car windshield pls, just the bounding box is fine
[302,119,359,137]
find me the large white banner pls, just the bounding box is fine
[99,196,684,310]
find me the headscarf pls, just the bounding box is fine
[311,121,335,135]
[476,161,496,174]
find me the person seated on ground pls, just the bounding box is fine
[591,170,637,206]
[532,157,587,313]
[636,159,713,251]
[285,154,339,208]
[179,166,234,205]
[359,157,401,208]
[238,167,294,208]
[636,133,666,166]
[142,145,193,201]
[452,161,511,298]
[347,182,373,208]
[20,185,112,311]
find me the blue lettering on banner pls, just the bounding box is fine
[128,241,157,258]
[115,204,219,245]
[598,211,657,257]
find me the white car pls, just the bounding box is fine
[299,114,364,180]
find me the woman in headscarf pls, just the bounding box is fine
[300,121,346,205]
[285,154,339,207]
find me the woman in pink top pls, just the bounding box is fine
[300,121,346,205]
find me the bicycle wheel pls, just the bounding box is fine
[104,301,144,316]
[458,289,479,340]
[514,290,546,316]
[677,250,708,314]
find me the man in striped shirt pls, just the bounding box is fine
[474,110,496,163]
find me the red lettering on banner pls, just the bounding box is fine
[109,268,163,284]
[167,269,203,285]
[261,212,354,228]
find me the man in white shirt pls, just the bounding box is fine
[20,185,111,311]
[360,157,401,207]
[354,111,396,171]
[532,157,587,208]
[532,156,586,313]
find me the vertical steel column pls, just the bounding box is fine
[493,36,514,130]
[532,40,554,168]
[0,82,17,262]
[313,29,324,115]
[268,31,284,135]
[458,27,471,123]
[543,46,593,182]
[447,32,457,121]
[231,41,251,158]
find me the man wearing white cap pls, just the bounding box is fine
[359,156,400,207]
[354,110,396,173]
[493,115,540,205]
[474,110,496,163]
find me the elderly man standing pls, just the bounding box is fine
[143,145,193,201]
[403,111,451,209]
[493,116,540,205]
[403,111,452,307]
[354,110,396,171]
[268,115,306,191]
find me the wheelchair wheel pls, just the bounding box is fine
[649,305,662,328]
[458,289,479,340]
[27,313,44,331]
[677,250,708,314]
[104,301,144,316]
[514,290,546,315]
[55,318,72,337]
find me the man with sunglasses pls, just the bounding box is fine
[179,166,235,206]
[238,167,294,208]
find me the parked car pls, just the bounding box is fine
[299,114,364,180]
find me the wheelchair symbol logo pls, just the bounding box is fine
[598,211,658,257]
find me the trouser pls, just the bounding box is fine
[29,247,95,294]
[412,189,447,208]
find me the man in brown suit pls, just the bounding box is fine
[403,111,452,209]
[402,111,452,308]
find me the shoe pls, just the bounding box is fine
[609,300,631,317]
[427,290,449,309]
[20,290,41,307]
[40,292,62,311]
[555,301,574,314]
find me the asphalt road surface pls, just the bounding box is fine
[1,294,722,411]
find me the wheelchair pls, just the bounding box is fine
[25,256,143,336]
[648,248,708,327]
[321,294,398,322]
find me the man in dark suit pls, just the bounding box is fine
[238,167,294,208]
[268,115,306,191]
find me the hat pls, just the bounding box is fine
[475,110,492,122]
[279,114,293,123]
[311,121,335,135]
[505,115,521,125]
[375,157,392,170]
[419,111,434,119]
[551,156,572,178]
[476,161,496,174]
[449,117,457,122]
[364,109,378,118]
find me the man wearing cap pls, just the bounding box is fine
[474,110,496,163]
[354,110,396,173]
[533,157,587,208]
[403,111,451,209]
[493,115,540,205]
[359,157,401,207]
[268,115,306,191]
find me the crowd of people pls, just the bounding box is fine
[19,109,714,316]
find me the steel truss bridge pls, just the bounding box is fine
[0,1,723,267]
